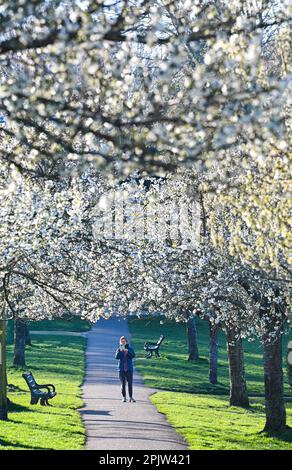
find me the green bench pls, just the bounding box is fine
[23,372,56,406]
[144,334,165,358]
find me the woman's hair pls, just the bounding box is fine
[120,336,128,343]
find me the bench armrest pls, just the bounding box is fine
[37,383,56,393]
[35,385,51,393]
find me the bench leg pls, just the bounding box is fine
[30,396,39,405]
[40,397,46,406]
[155,350,160,357]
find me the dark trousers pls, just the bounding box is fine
[119,370,133,398]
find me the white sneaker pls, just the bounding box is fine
[129,397,136,402]
[122,397,127,402]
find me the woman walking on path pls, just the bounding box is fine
[115,336,136,402]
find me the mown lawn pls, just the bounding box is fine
[128,316,292,450]
[1,324,88,450]
[128,316,291,395]
[28,317,91,332]
[6,316,91,344]
[151,393,292,450]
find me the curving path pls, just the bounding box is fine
[79,317,188,450]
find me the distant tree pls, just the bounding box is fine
[226,326,249,408]
[186,315,199,362]
[209,322,219,385]
[13,319,26,368]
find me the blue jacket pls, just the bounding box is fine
[115,344,135,372]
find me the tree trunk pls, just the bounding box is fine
[263,333,286,432]
[209,323,219,384]
[226,328,249,408]
[25,322,32,347]
[187,317,199,361]
[0,319,8,420]
[287,340,292,392]
[13,319,26,367]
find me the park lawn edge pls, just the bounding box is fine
[149,392,292,450]
[128,316,292,450]
[1,330,88,450]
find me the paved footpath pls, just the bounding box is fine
[79,317,188,450]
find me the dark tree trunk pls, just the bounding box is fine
[287,340,292,392]
[0,320,8,420]
[187,317,199,361]
[226,329,249,408]
[263,333,286,432]
[237,278,288,432]
[13,319,26,367]
[209,323,219,384]
[25,323,32,347]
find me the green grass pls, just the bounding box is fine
[0,332,86,450]
[150,393,292,450]
[129,316,292,450]
[128,316,291,395]
[6,317,91,345]
[28,317,91,332]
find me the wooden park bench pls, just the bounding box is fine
[22,372,56,406]
[144,334,165,358]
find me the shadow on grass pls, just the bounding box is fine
[129,316,292,396]
[7,383,26,393]
[260,426,292,443]
[150,383,229,395]
[0,438,47,450]
[10,417,84,438]
[7,401,34,413]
